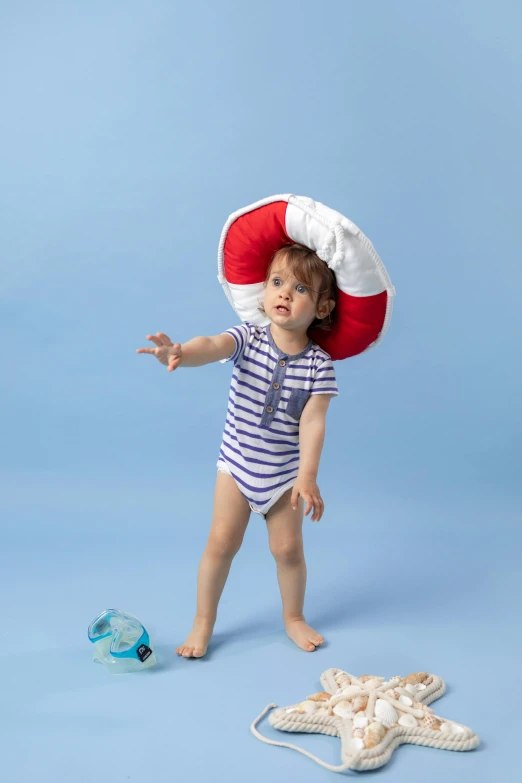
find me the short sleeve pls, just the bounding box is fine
[219,323,250,365]
[311,356,339,397]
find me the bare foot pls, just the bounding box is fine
[285,618,324,652]
[175,617,214,658]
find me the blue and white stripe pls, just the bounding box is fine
[217,322,339,517]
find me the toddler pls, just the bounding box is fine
[137,243,339,656]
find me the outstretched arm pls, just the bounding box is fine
[136,331,236,371]
[177,333,236,367]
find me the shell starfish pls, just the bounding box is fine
[251,669,479,772]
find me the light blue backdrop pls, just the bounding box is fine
[1,1,520,781]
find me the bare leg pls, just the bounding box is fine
[175,471,250,658]
[266,488,324,652]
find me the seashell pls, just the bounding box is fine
[296,700,318,714]
[405,683,418,695]
[353,713,369,729]
[364,721,386,748]
[350,737,365,750]
[285,707,297,713]
[424,675,434,686]
[451,724,465,735]
[308,691,331,702]
[388,675,401,683]
[401,672,428,686]
[316,706,328,714]
[423,714,442,730]
[359,674,379,683]
[337,675,351,687]
[352,728,365,739]
[439,722,451,733]
[364,677,383,689]
[375,699,399,727]
[399,695,413,707]
[341,685,364,700]
[333,700,354,719]
[353,695,369,713]
[398,713,418,727]
[416,683,427,691]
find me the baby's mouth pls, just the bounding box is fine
[275,305,290,314]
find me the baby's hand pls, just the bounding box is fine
[136,332,182,372]
[291,477,324,522]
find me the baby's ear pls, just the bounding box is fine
[317,298,336,319]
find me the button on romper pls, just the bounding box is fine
[217,322,339,517]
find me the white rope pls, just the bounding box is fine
[250,704,353,773]
[288,195,353,273]
[330,224,346,271]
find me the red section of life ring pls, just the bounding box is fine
[224,202,289,285]
[308,288,388,359]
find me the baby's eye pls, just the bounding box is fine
[272,278,282,286]
[296,284,308,294]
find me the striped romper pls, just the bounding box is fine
[217,322,339,517]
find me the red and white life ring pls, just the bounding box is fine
[217,194,395,361]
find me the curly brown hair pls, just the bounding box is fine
[258,243,337,332]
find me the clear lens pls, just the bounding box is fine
[88,609,119,641]
[111,626,144,653]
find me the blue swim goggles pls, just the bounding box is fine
[88,609,156,673]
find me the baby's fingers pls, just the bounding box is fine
[136,347,157,354]
[291,488,300,510]
[141,333,172,348]
[311,496,324,522]
[155,332,173,346]
[168,352,182,372]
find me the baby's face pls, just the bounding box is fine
[263,259,322,332]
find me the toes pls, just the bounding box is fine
[305,642,316,652]
[175,643,207,658]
